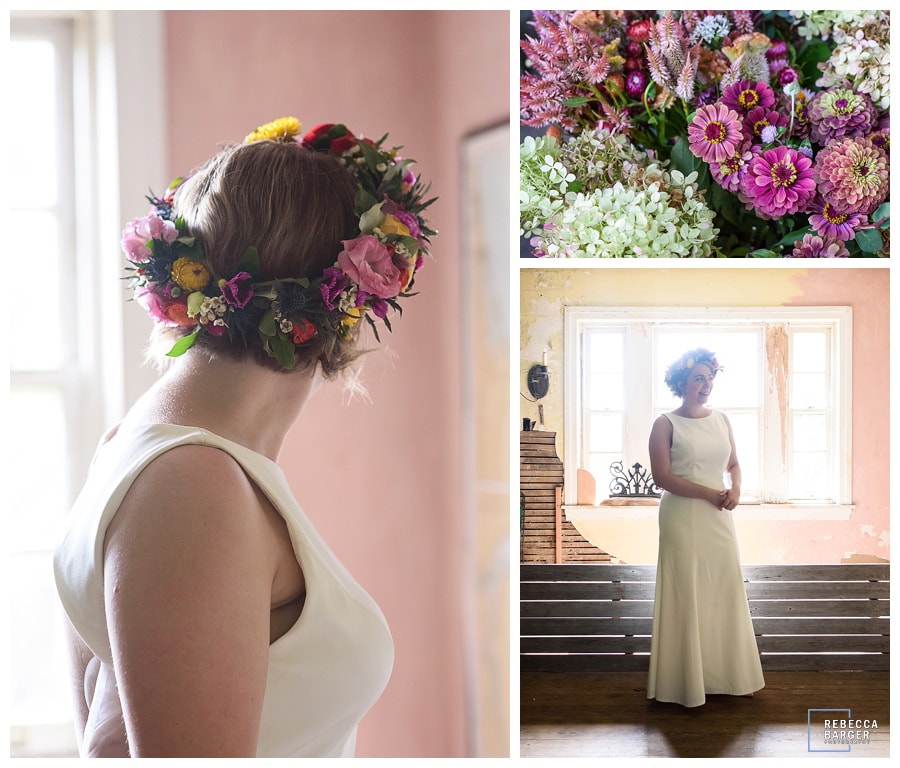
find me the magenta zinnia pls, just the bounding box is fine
[687,103,744,163]
[739,145,816,220]
[814,136,889,215]
[721,79,775,116]
[808,199,867,242]
[807,88,878,145]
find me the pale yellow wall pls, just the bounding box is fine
[520,266,890,565]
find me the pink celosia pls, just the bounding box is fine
[814,136,889,215]
[687,103,745,163]
[739,145,816,219]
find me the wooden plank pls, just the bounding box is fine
[749,599,887,618]
[522,601,655,619]
[745,581,889,599]
[756,635,888,654]
[521,582,656,600]
[742,563,889,581]
[522,618,654,636]
[554,486,562,565]
[521,636,651,654]
[521,564,657,581]
[521,654,650,673]
[752,617,889,635]
[761,654,889,672]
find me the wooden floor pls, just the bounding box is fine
[521,671,889,758]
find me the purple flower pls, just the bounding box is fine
[721,79,775,117]
[788,233,850,258]
[710,146,754,193]
[220,271,254,308]
[370,298,389,318]
[739,145,816,219]
[744,106,788,141]
[319,266,349,311]
[807,88,878,145]
[766,40,788,60]
[760,125,777,144]
[777,66,798,86]
[625,69,648,98]
[393,209,421,238]
[687,103,745,163]
[808,198,867,242]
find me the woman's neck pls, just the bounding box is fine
[674,402,711,419]
[125,352,320,461]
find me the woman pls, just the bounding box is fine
[53,117,435,756]
[646,349,765,708]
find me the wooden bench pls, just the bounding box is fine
[521,563,889,673]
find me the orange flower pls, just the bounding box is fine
[291,318,316,344]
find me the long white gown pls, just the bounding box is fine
[646,410,765,707]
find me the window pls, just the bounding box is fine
[564,306,852,511]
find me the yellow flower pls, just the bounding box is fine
[340,306,364,329]
[379,215,411,237]
[684,357,694,369]
[244,116,301,144]
[171,257,211,292]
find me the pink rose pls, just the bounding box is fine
[337,235,404,299]
[121,212,177,262]
[135,286,194,327]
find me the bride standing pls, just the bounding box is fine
[646,348,765,707]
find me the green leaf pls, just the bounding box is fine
[773,226,810,250]
[871,202,889,227]
[671,136,701,176]
[561,96,589,107]
[796,40,832,83]
[166,329,199,357]
[748,249,779,258]
[269,334,296,369]
[258,308,277,337]
[855,228,884,253]
[237,246,261,277]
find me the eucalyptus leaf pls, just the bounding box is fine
[166,329,199,357]
[855,228,883,253]
[871,202,889,226]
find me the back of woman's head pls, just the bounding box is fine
[165,140,359,375]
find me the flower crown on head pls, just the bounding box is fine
[122,116,437,369]
[663,348,721,396]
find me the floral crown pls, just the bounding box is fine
[663,348,721,396]
[122,117,436,369]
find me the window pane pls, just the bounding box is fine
[587,412,622,453]
[9,212,63,370]
[587,372,623,410]
[791,452,828,499]
[587,331,623,373]
[791,372,828,409]
[793,412,827,452]
[9,387,69,551]
[10,39,59,207]
[793,331,827,372]
[588,452,623,494]
[727,411,759,498]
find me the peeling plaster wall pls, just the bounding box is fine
[520,267,889,564]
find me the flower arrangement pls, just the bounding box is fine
[520,10,890,257]
[123,118,436,368]
[664,348,721,396]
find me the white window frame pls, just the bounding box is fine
[563,306,852,519]
[9,9,165,757]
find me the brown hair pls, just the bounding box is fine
[155,139,361,376]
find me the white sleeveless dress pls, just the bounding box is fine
[646,410,764,707]
[53,422,394,757]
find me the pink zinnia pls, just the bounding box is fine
[789,233,850,258]
[721,79,775,116]
[740,145,816,220]
[814,136,889,215]
[710,146,754,193]
[687,103,744,163]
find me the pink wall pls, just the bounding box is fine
[164,11,509,757]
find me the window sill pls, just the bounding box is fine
[563,502,854,521]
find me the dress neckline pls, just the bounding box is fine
[669,408,715,420]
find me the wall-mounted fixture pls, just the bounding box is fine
[527,363,549,399]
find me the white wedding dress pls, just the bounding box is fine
[54,422,394,757]
[647,410,765,707]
